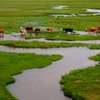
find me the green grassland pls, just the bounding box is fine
[0,0,100,33]
[0,16,100,34]
[0,51,62,100]
[60,54,100,100]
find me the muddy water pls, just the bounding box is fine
[0,45,99,100]
[0,34,22,40]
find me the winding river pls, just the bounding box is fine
[0,35,100,100]
[0,45,100,100]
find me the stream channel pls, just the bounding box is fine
[0,44,100,100]
[0,36,100,100]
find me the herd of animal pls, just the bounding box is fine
[0,26,57,37]
[19,26,56,36]
[0,26,100,38]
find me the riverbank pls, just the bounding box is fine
[0,46,99,100]
[0,51,62,100]
[60,54,100,100]
[0,41,100,100]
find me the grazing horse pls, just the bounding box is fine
[46,27,56,32]
[63,28,73,34]
[0,28,4,38]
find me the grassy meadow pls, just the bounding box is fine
[0,0,100,33]
[0,40,87,48]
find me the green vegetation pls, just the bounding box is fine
[1,16,100,34]
[60,53,100,100]
[0,0,100,33]
[0,40,100,49]
[23,32,100,41]
[90,53,100,61]
[50,16,100,31]
[0,51,62,100]
[0,0,100,17]
[0,0,100,100]
[0,40,89,48]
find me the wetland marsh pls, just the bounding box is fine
[0,0,100,100]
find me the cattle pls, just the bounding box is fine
[19,29,27,36]
[25,26,33,31]
[46,27,56,32]
[0,28,4,38]
[0,28,4,33]
[95,29,100,35]
[86,27,99,35]
[63,28,73,34]
[96,26,100,30]
[34,28,40,32]
[19,29,27,33]
[86,27,98,32]
[33,28,40,36]
[25,26,33,34]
